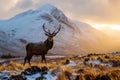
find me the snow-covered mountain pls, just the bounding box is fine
[0,30,24,56]
[0,4,111,56]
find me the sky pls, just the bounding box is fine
[0,0,120,30]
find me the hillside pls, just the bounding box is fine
[0,30,24,56]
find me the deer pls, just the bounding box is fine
[23,23,61,66]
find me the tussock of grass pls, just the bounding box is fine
[57,71,67,80]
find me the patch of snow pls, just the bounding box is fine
[88,60,101,65]
[0,70,56,80]
[25,73,40,80]
[25,71,56,80]
[44,72,56,80]
[87,60,112,67]
[77,62,83,65]
[66,61,76,67]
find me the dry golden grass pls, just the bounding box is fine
[0,54,120,80]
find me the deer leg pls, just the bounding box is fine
[28,59,31,66]
[41,55,46,63]
[41,55,44,63]
[28,55,33,66]
[23,56,27,66]
[43,55,47,64]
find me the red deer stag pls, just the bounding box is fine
[23,24,61,65]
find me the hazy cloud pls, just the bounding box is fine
[15,0,33,9]
[0,0,18,19]
[0,0,120,24]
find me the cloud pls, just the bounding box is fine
[14,0,33,9]
[0,0,18,19]
[0,0,120,25]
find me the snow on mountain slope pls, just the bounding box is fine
[0,4,110,56]
[0,30,25,56]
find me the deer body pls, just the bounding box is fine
[23,24,61,65]
[26,39,53,55]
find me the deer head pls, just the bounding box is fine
[42,23,61,41]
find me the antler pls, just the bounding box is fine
[53,25,61,36]
[43,23,61,36]
[42,23,51,34]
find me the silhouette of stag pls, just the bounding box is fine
[23,24,61,65]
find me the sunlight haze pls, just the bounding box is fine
[91,24,120,31]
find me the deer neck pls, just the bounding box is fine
[44,39,54,50]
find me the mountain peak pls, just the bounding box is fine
[9,4,57,20]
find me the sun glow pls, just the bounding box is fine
[91,24,120,31]
[13,0,18,4]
